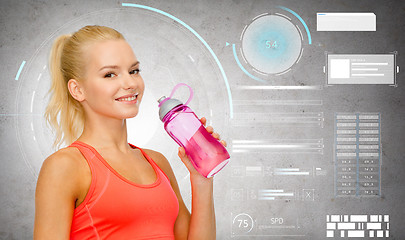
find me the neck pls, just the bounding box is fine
[78,111,130,153]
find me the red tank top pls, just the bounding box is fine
[68,141,179,240]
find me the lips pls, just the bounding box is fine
[115,93,139,101]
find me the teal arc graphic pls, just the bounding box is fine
[122,3,234,119]
[232,44,266,83]
[277,6,312,45]
[15,61,26,80]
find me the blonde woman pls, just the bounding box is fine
[34,25,226,239]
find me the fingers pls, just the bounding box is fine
[210,129,227,147]
[178,146,186,158]
[212,132,220,139]
[220,140,227,147]
[206,126,214,134]
[200,117,207,126]
[200,117,227,147]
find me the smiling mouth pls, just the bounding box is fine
[115,94,139,102]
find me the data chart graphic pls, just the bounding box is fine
[334,113,381,197]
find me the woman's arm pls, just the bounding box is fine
[34,149,85,240]
[182,156,216,240]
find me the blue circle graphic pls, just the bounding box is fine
[241,15,302,74]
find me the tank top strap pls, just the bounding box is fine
[67,141,113,178]
[68,140,170,185]
[127,143,172,183]
[67,141,107,214]
[68,141,99,169]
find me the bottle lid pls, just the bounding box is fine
[158,96,183,121]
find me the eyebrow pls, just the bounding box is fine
[98,61,140,72]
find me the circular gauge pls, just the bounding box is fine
[241,14,302,75]
[232,213,254,234]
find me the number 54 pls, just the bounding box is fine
[266,40,278,48]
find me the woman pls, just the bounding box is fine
[34,25,226,239]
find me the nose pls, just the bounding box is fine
[122,72,139,90]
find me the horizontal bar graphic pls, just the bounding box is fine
[359,115,379,120]
[233,139,323,153]
[337,223,356,229]
[352,73,384,76]
[352,62,388,65]
[258,197,275,200]
[352,68,378,71]
[233,100,323,105]
[231,112,324,127]
[347,230,364,237]
[274,172,310,175]
[259,192,294,196]
[233,145,307,149]
[246,166,262,171]
[274,168,299,171]
[351,215,368,222]
[237,85,322,90]
[367,223,382,229]
[259,189,284,193]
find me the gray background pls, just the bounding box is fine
[1,0,404,239]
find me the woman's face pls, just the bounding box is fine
[79,39,145,120]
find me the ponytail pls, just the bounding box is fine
[44,34,84,150]
[44,25,124,150]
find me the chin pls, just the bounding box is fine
[124,109,140,119]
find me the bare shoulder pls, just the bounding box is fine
[34,146,87,238]
[37,146,87,190]
[40,147,83,174]
[142,149,171,170]
[142,149,179,180]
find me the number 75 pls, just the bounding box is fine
[238,219,249,228]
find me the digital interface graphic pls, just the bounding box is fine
[326,53,397,85]
[1,0,404,239]
[317,13,377,32]
[241,14,302,75]
[326,214,390,238]
[334,113,381,197]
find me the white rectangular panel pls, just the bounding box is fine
[347,230,365,237]
[327,54,396,85]
[317,13,376,31]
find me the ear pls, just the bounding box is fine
[67,79,85,102]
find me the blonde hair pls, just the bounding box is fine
[44,25,125,150]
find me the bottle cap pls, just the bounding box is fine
[157,96,183,121]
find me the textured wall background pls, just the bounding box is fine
[1,0,404,239]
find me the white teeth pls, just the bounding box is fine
[118,95,137,101]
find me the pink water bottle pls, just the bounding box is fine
[158,83,230,178]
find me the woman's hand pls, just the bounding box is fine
[178,117,227,180]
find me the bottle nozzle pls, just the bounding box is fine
[158,96,167,103]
